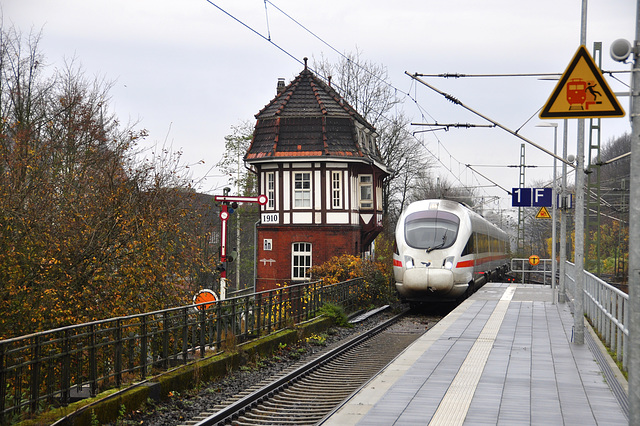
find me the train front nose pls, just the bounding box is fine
[403,267,454,293]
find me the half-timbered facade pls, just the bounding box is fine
[245,60,390,291]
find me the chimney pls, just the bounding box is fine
[277,78,285,94]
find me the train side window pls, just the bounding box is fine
[490,236,498,252]
[461,234,475,256]
[479,233,488,253]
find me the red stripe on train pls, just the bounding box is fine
[456,254,509,269]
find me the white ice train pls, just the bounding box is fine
[393,199,510,304]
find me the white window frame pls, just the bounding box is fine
[266,172,275,209]
[294,172,311,208]
[292,242,312,280]
[359,174,373,209]
[331,171,342,209]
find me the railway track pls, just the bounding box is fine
[181,311,434,426]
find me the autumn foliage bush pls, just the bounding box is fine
[308,251,396,308]
[0,28,216,338]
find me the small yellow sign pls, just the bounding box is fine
[540,45,624,119]
[535,206,552,219]
[529,255,540,266]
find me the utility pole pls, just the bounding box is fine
[571,0,589,346]
[627,1,640,423]
[608,4,639,423]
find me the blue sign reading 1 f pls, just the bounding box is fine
[512,187,552,207]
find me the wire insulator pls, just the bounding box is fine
[444,94,461,105]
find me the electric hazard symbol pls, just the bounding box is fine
[540,45,624,119]
[535,206,552,219]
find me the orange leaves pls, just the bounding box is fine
[0,29,216,339]
[308,251,395,307]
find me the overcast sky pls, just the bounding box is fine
[4,0,636,214]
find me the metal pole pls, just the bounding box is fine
[537,123,559,302]
[627,1,640,424]
[559,120,568,304]
[236,149,241,291]
[552,125,558,304]
[254,220,259,294]
[573,0,588,346]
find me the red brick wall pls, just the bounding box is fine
[255,225,361,292]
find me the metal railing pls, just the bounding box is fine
[0,278,367,424]
[510,258,554,284]
[564,261,628,371]
[511,258,627,370]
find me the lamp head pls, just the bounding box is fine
[611,39,633,63]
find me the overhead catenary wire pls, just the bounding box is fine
[406,72,576,168]
[465,164,512,195]
[204,0,576,206]
[411,122,496,134]
[204,0,487,200]
[264,0,413,100]
[466,164,547,168]
[414,70,630,79]
[204,0,304,68]
[597,151,631,166]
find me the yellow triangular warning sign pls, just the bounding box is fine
[535,206,552,219]
[540,45,624,119]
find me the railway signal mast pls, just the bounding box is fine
[214,188,268,299]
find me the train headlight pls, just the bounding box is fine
[443,256,455,270]
[404,256,415,269]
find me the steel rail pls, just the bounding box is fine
[191,311,408,426]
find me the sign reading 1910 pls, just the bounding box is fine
[261,213,279,224]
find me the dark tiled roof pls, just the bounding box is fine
[245,63,385,166]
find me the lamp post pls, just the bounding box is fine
[610,6,640,423]
[623,3,640,423]
[536,122,559,304]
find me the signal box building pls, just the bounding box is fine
[245,60,390,292]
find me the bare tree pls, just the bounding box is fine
[599,132,630,203]
[312,50,433,229]
[215,122,258,292]
[409,170,475,206]
[216,121,255,195]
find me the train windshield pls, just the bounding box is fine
[404,210,460,251]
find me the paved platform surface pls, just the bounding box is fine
[322,283,628,425]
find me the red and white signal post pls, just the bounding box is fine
[214,190,268,299]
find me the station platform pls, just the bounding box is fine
[322,283,628,425]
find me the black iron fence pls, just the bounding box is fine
[0,278,366,424]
